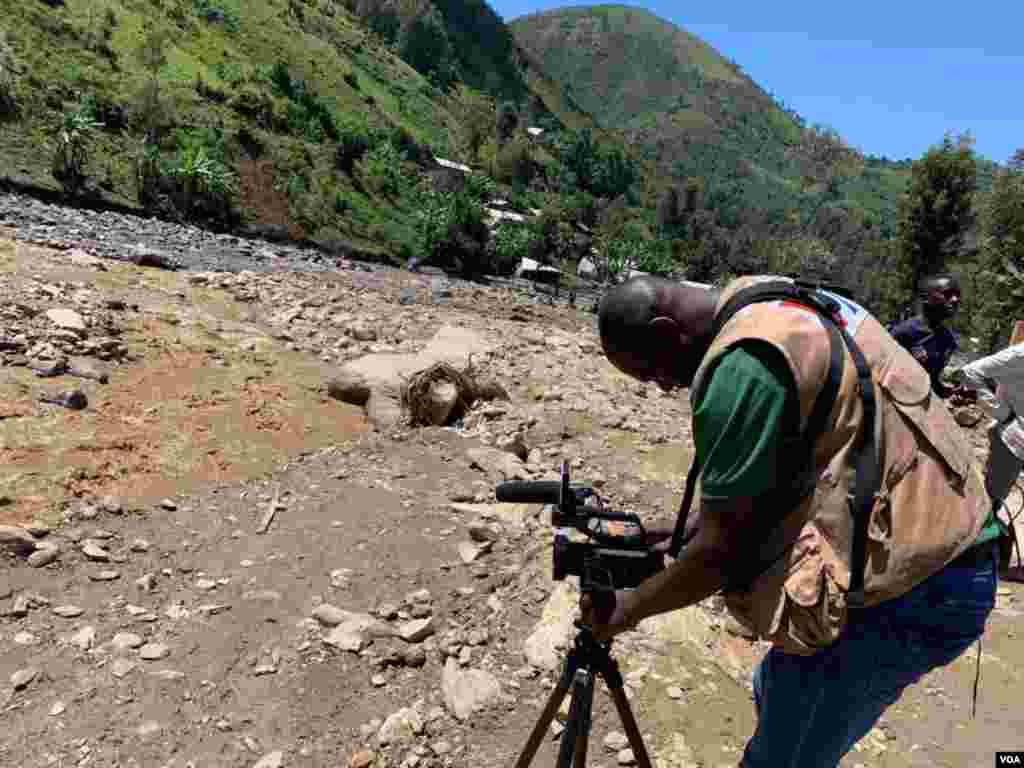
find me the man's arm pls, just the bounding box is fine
[961,344,1024,414]
[621,342,795,626]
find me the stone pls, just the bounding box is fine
[604,732,629,752]
[457,541,486,564]
[253,751,284,768]
[398,617,436,643]
[402,645,427,668]
[139,642,170,660]
[466,447,528,481]
[81,539,110,561]
[14,631,38,645]
[523,582,578,671]
[377,707,424,745]
[28,545,60,567]
[53,605,84,618]
[111,659,137,678]
[449,502,533,531]
[91,569,120,581]
[49,701,66,716]
[100,495,123,514]
[11,668,38,690]
[45,308,87,335]
[441,657,502,721]
[195,578,217,591]
[136,573,157,591]
[66,248,107,270]
[667,686,684,700]
[159,498,177,510]
[617,748,636,765]
[69,626,96,650]
[0,525,38,556]
[112,632,144,651]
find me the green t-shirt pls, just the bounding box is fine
[693,342,1001,545]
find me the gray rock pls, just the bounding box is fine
[100,495,123,514]
[11,667,38,690]
[69,626,96,651]
[27,545,60,567]
[139,642,170,660]
[111,659,137,678]
[0,525,38,557]
[377,706,424,745]
[440,657,503,720]
[252,751,284,768]
[81,539,110,561]
[398,617,436,643]
[111,632,144,651]
[604,732,629,752]
[45,308,87,335]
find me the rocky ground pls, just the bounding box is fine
[1,204,1023,768]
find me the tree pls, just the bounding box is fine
[495,101,519,146]
[655,186,682,234]
[447,85,493,163]
[398,8,457,90]
[895,132,978,299]
[971,163,1024,351]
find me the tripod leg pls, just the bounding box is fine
[593,655,653,768]
[513,651,579,768]
[572,670,595,768]
[556,669,594,768]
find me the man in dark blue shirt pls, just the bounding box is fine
[889,274,961,398]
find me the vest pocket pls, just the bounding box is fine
[778,525,847,653]
[877,364,969,487]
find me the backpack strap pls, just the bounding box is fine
[668,282,879,609]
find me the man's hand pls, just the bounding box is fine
[644,526,675,554]
[579,591,633,642]
[950,384,978,406]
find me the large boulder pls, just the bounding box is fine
[325,325,494,429]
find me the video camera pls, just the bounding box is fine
[495,460,665,593]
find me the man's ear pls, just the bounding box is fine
[648,316,681,344]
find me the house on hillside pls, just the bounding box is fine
[427,156,472,194]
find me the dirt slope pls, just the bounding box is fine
[1,235,1023,768]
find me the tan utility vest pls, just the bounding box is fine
[691,276,989,655]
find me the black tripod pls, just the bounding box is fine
[512,622,653,768]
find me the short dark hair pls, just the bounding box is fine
[597,277,660,355]
[919,273,959,295]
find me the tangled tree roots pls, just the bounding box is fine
[401,361,509,426]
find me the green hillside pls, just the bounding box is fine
[0,0,618,263]
[510,4,917,234]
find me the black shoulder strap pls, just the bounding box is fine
[668,281,879,610]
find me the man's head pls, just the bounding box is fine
[920,273,961,322]
[598,276,720,391]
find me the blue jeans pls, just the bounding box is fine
[741,546,998,768]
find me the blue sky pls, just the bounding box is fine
[492,0,1022,164]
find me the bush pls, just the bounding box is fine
[192,0,241,33]
[0,72,17,119]
[463,172,497,203]
[415,188,493,278]
[268,62,339,142]
[137,128,237,224]
[492,140,533,186]
[359,141,407,196]
[52,98,104,195]
[493,223,537,275]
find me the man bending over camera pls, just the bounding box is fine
[583,275,1000,768]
